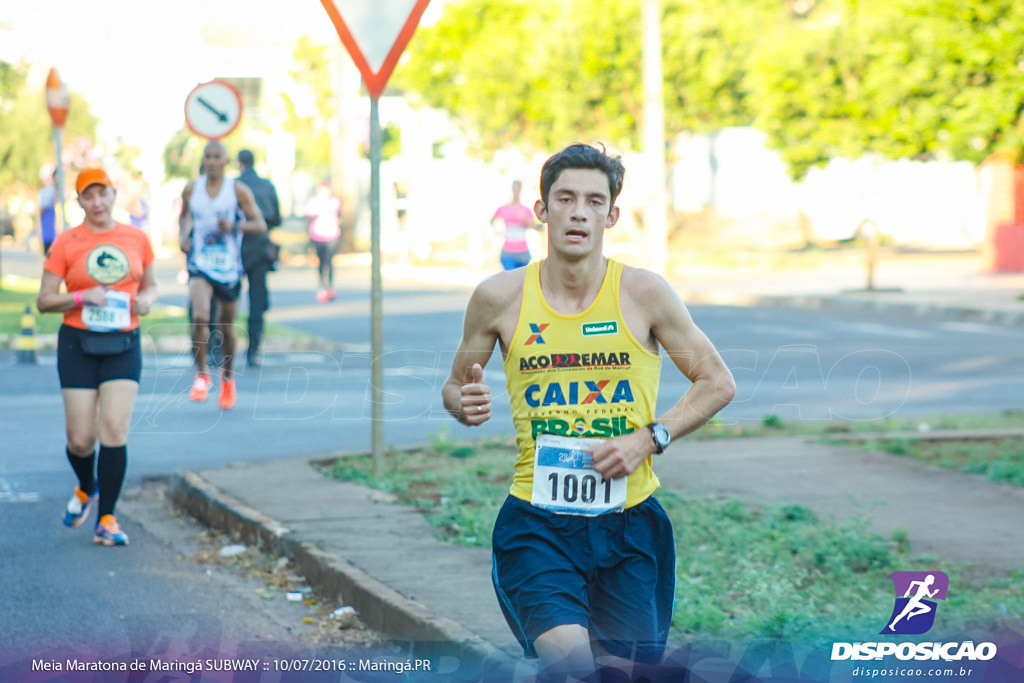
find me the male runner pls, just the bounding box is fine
[443,143,735,679]
[179,141,266,409]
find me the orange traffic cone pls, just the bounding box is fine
[16,305,38,364]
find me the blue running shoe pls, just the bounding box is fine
[93,514,129,546]
[63,483,97,528]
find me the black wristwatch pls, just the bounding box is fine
[647,422,671,454]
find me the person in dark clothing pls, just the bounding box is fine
[235,149,281,368]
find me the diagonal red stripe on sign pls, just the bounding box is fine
[319,0,432,100]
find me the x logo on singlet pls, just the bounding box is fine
[526,323,548,345]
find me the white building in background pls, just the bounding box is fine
[673,127,987,248]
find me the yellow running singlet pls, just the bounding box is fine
[504,259,661,509]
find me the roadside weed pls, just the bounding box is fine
[854,436,1024,487]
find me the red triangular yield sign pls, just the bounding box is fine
[320,0,432,100]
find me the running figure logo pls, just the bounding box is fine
[881,571,949,635]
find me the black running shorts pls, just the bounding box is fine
[57,324,142,389]
[491,494,676,663]
[188,270,242,302]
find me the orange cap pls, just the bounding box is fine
[75,167,113,194]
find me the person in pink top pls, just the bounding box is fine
[305,181,342,303]
[491,179,541,270]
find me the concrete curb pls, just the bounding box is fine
[169,471,515,668]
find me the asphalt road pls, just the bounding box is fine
[5,270,1021,472]
[2,248,1022,672]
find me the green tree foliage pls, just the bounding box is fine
[280,35,333,180]
[0,60,98,190]
[279,36,404,170]
[394,0,776,157]
[113,142,143,176]
[162,127,202,181]
[162,126,259,182]
[394,1,551,152]
[748,0,1024,177]
[661,0,780,134]
[395,0,1024,178]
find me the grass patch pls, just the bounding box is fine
[1,274,314,346]
[317,433,1024,644]
[850,436,1024,487]
[1,276,193,341]
[1,277,65,337]
[699,410,1024,440]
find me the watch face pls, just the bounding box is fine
[652,423,670,449]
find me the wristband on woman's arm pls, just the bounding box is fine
[73,290,83,306]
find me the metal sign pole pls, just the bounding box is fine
[46,68,71,233]
[54,129,66,231]
[370,96,385,476]
[317,0,432,476]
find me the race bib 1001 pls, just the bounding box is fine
[531,434,626,516]
[82,289,131,331]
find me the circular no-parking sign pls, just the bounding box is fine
[184,80,243,140]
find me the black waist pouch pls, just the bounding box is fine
[80,328,139,357]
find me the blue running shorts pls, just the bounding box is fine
[500,249,530,271]
[491,494,676,663]
[57,324,142,389]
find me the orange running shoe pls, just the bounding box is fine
[190,373,211,402]
[218,374,237,410]
[63,481,98,528]
[94,514,129,546]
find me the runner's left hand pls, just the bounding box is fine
[132,295,151,316]
[590,430,653,479]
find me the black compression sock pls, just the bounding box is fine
[66,447,96,495]
[97,445,127,519]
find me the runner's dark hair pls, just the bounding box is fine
[539,143,625,210]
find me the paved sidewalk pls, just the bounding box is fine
[171,461,519,666]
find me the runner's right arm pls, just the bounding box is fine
[37,270,104,312]
[442,276,512,426]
